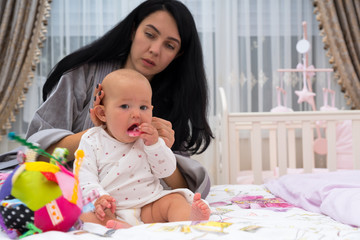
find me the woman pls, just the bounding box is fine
[5,0,213,197]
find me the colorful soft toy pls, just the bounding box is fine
[0,133,85,239]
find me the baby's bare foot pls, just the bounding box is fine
[190,193,211,221]
[106,220,132,229]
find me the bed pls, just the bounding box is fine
[1,181,360,239]
[1,88,360,239]
[1,183,360,239]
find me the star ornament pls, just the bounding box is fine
[295,88,315,105]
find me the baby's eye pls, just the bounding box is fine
[120,104,129,109]
[140,105,148,110]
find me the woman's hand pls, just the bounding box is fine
[151,117,175,148]
[89,83,105,126]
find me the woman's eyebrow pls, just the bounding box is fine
[146,24,180,44]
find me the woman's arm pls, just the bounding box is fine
[39,82,105,162]
[26,64,95,162]
[162,167,188,189]
[37,130,87,162]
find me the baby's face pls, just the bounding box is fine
[102,71,153,143]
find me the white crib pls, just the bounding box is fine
[216,87,360,185]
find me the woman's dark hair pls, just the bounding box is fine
[42,0,213,154]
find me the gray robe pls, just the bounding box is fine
[0,61,211,198]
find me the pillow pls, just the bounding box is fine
[264,170,360,227]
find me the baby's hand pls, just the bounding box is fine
[139,123,159,146]
[94,195,116,221]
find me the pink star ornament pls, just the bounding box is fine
[295,88,315,105]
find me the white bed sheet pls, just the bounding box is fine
[1,184,360,239]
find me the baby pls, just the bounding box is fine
[76,69,210,229]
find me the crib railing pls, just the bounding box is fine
[217,87,360,185]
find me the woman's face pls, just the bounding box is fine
[125,10,181,80]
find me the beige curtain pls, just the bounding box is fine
[0,0,51,140]
[314,0,360,109]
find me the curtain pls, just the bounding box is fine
[0,0,51,142]
[1,0,350,153]
[205,0,348,114]
[314,0,360,109]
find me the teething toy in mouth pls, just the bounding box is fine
[127,124,141,137]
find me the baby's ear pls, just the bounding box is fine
[94,105,106,123]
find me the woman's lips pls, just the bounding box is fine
[142,58,155,67]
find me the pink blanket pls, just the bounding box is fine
[264,170,360,227]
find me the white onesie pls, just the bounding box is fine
[77,126,194,225]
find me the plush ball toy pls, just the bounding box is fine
[0,133,85,238]
[0,161,83,237]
